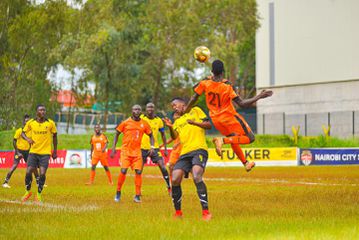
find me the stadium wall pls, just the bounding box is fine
[256,0,359,137]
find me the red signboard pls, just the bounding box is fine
[0,149,171,168]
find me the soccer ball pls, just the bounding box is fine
[194,46,211,63]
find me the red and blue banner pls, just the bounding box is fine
[300,148,359,166]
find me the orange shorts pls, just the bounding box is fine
[120,153,142,170]
[91,153,109,166]
[169,149,181,166]
[212,113,252,137]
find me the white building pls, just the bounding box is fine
[256,0,359,137]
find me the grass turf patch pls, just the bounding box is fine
[0,166,359,239]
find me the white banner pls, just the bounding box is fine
[64,150,87,168]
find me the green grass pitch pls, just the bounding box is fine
[1,166,359,239]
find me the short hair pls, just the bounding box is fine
[36,104,45,110]
[171,97,187,104]
[24,114,30,119]
[146,102,155,107]
[132,104,142,110]
[212,59,225,76]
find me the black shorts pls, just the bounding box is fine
[141,149,163,164]
[27,153,51,169]
[14,150,29,163]
[173,149,208,174]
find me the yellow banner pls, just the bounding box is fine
[208,148,297,162]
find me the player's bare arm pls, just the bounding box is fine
[160,130,168,157]
[21,131,34,145]
[184,93,200,113]
[148,132,155,156]
[52,133,57,160]
[13,138,23,159]
[233,90,273,108]
[102,142,108,153]
[187,119,212,130]
[90,142,94,159]
[163,117,178,140]
[110,131,121,158]
[159,137,173,148]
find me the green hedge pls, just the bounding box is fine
[2,130,359,150]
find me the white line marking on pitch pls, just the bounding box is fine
[0,199,99,213]
[138,174,359,187]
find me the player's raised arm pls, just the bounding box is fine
[184,93,200,113]
[110,131,121,158]
[233,89,273,108]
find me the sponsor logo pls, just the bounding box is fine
[301,150,313,166]
[69,153,82,165]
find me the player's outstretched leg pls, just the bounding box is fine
[192,165,211,221]
[171,169,184,218]
[213,133,256,172]
[115,168,127,202]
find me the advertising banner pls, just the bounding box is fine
[1,148,296,168]
[0,151,19,168]
[207,148,298,166]
[64,150,87,168]
[299,148,359,166]
[0,150,67,168]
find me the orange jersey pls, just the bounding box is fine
[116,118,152,157]
[193,78,238,118]
[91,133,108,157]
[169,137,182,165]
[171,137,182,154]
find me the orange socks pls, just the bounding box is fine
[117,172,126,191]
[90,170,96,183]
[135,174,142,196]
[106,170,112,183]
[230,143,248,165]
[223,136,251,144]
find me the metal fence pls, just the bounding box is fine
[54,112,126,134]
[257,111,359,137]
[54,110,258,135]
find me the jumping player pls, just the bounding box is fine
[21,104,57,203]
[110,105,154,203]
[86,124,113,185]
[140,102,171,193]
[2,114,39,188]
[185,59,273,171]
[164,98,212,220]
